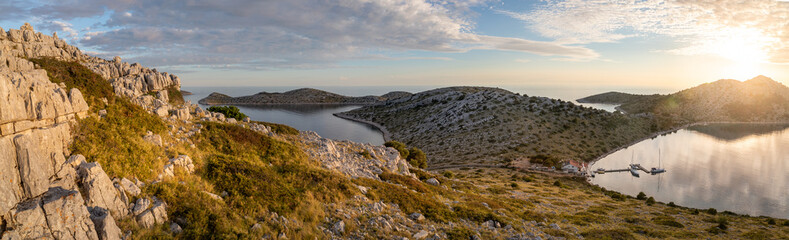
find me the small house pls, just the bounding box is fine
[562,160,587,173]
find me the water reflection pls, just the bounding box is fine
[591,124,789,219]
[688,123,789,142]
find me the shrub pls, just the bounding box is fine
[384,141,409,159]
[446,227,475,240]
[646,197,656,206]
[668,202,677,207]
[706,208,718,215]
[553,180,562,187]
[636,192,647,200]
[442,171,454,178]
[207,106,248,121]
[359,150,372,159]
[652,216,684,228]
[768,218,776,225]
[407,147,428,169]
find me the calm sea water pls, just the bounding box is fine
[182,85,671,145]
[590,123,789,219]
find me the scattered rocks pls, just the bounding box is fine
[332,220,345,235]
[168,155,195,174]
[118,178,141,197]
[426,178,440,186]
[413,230,429,239]
[135,199,168,228]
[409,212,426,222]
[143,131,163,147]
[89,207,122,240]
[170,223,183,234]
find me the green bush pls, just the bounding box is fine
[384,141,409,159]
[407,147,427,169]
[636,192,647,200]
[707,208,718,215]
[442,171,454,179]
[646,197,656,206]
[207,106,248,121]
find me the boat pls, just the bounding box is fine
[629,164,640,177]
[650,147,666,174]
[594,168,606,174]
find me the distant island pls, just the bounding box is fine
[576,91,662,105]
[198,88,412,105]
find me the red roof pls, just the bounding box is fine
[566,160,586,169]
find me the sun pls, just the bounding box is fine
[705,27,774,80]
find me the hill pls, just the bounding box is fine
[198,88,412,105]
[340,87,657,167]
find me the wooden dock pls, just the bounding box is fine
[593,164,652,174]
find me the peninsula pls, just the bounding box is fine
[198,88,412,105]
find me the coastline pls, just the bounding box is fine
[333,113,392,142]
[588,121,789,167]
[198,101,381,106]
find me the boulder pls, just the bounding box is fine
[4,198,53,239]
[143,131,163,147]
[118,178,141,197]
[426,178,440,186]
[78,162,129,219]
[332,220,345,235]
[41,187,101,240]
[168,155,195,174]
[69,88,90,114]
[89,207,122,240]
[131,198,151,216]
[136,200,168,228]
[170,223,183,234]
[172,108,191,120]
[413,230,429,239]
[154,106,169,117]
[409,212,425,222]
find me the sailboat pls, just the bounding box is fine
[629,151,640,177]
[651,147,666,174]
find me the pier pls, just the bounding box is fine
[593,164,663,175]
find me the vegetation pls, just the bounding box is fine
[167,86,185,105]
[250,120,299,135]
[207,106,248,121]
[32,58,167,180]
[384,141,428,169]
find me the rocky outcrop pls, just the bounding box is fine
[299,131,413,179]
[77,162,129,219]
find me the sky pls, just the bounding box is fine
[2,0,789,90]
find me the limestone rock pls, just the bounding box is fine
[42,187,101,240]
[90,207,122,240]
[143,131,163,147]
[0,135,22,214]
[118,178,141,197]
[426,178,440,186]
[170,223,183,234]
[131,198,151,216]
[299,131,415,179]
[332,220,345,235]
[409,212,425,222]
[172,107,191,120]
[154,106,169,117]
[5,198,53,239]
[414,230,429,239]
[168,155,195,174]
[69,88,90,114]
[14,131,55,198]
[136,199,168,228]
[78,162,129,219]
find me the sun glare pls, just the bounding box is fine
[705,27,775,80]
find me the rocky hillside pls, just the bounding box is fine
[582,76,789,128]
[576,91,661,105]
[198,88,412,105]
[340,87,656,167]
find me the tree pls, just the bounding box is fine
[406,147,427,169]
[207,106,248,121]
[636,192,647,200]
[384,141,409,159]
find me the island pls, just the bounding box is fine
[198,88,412,105]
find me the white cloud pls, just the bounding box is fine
[25,0,596,68]
[505,0,789,64]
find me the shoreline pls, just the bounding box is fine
[197,101,382,106]
[333,113,392,142]
[588,120,789,167]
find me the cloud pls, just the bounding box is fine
[37,20,79,39]
[504,0,789,64]
[24,0,596,68]
[0,1,29,21]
